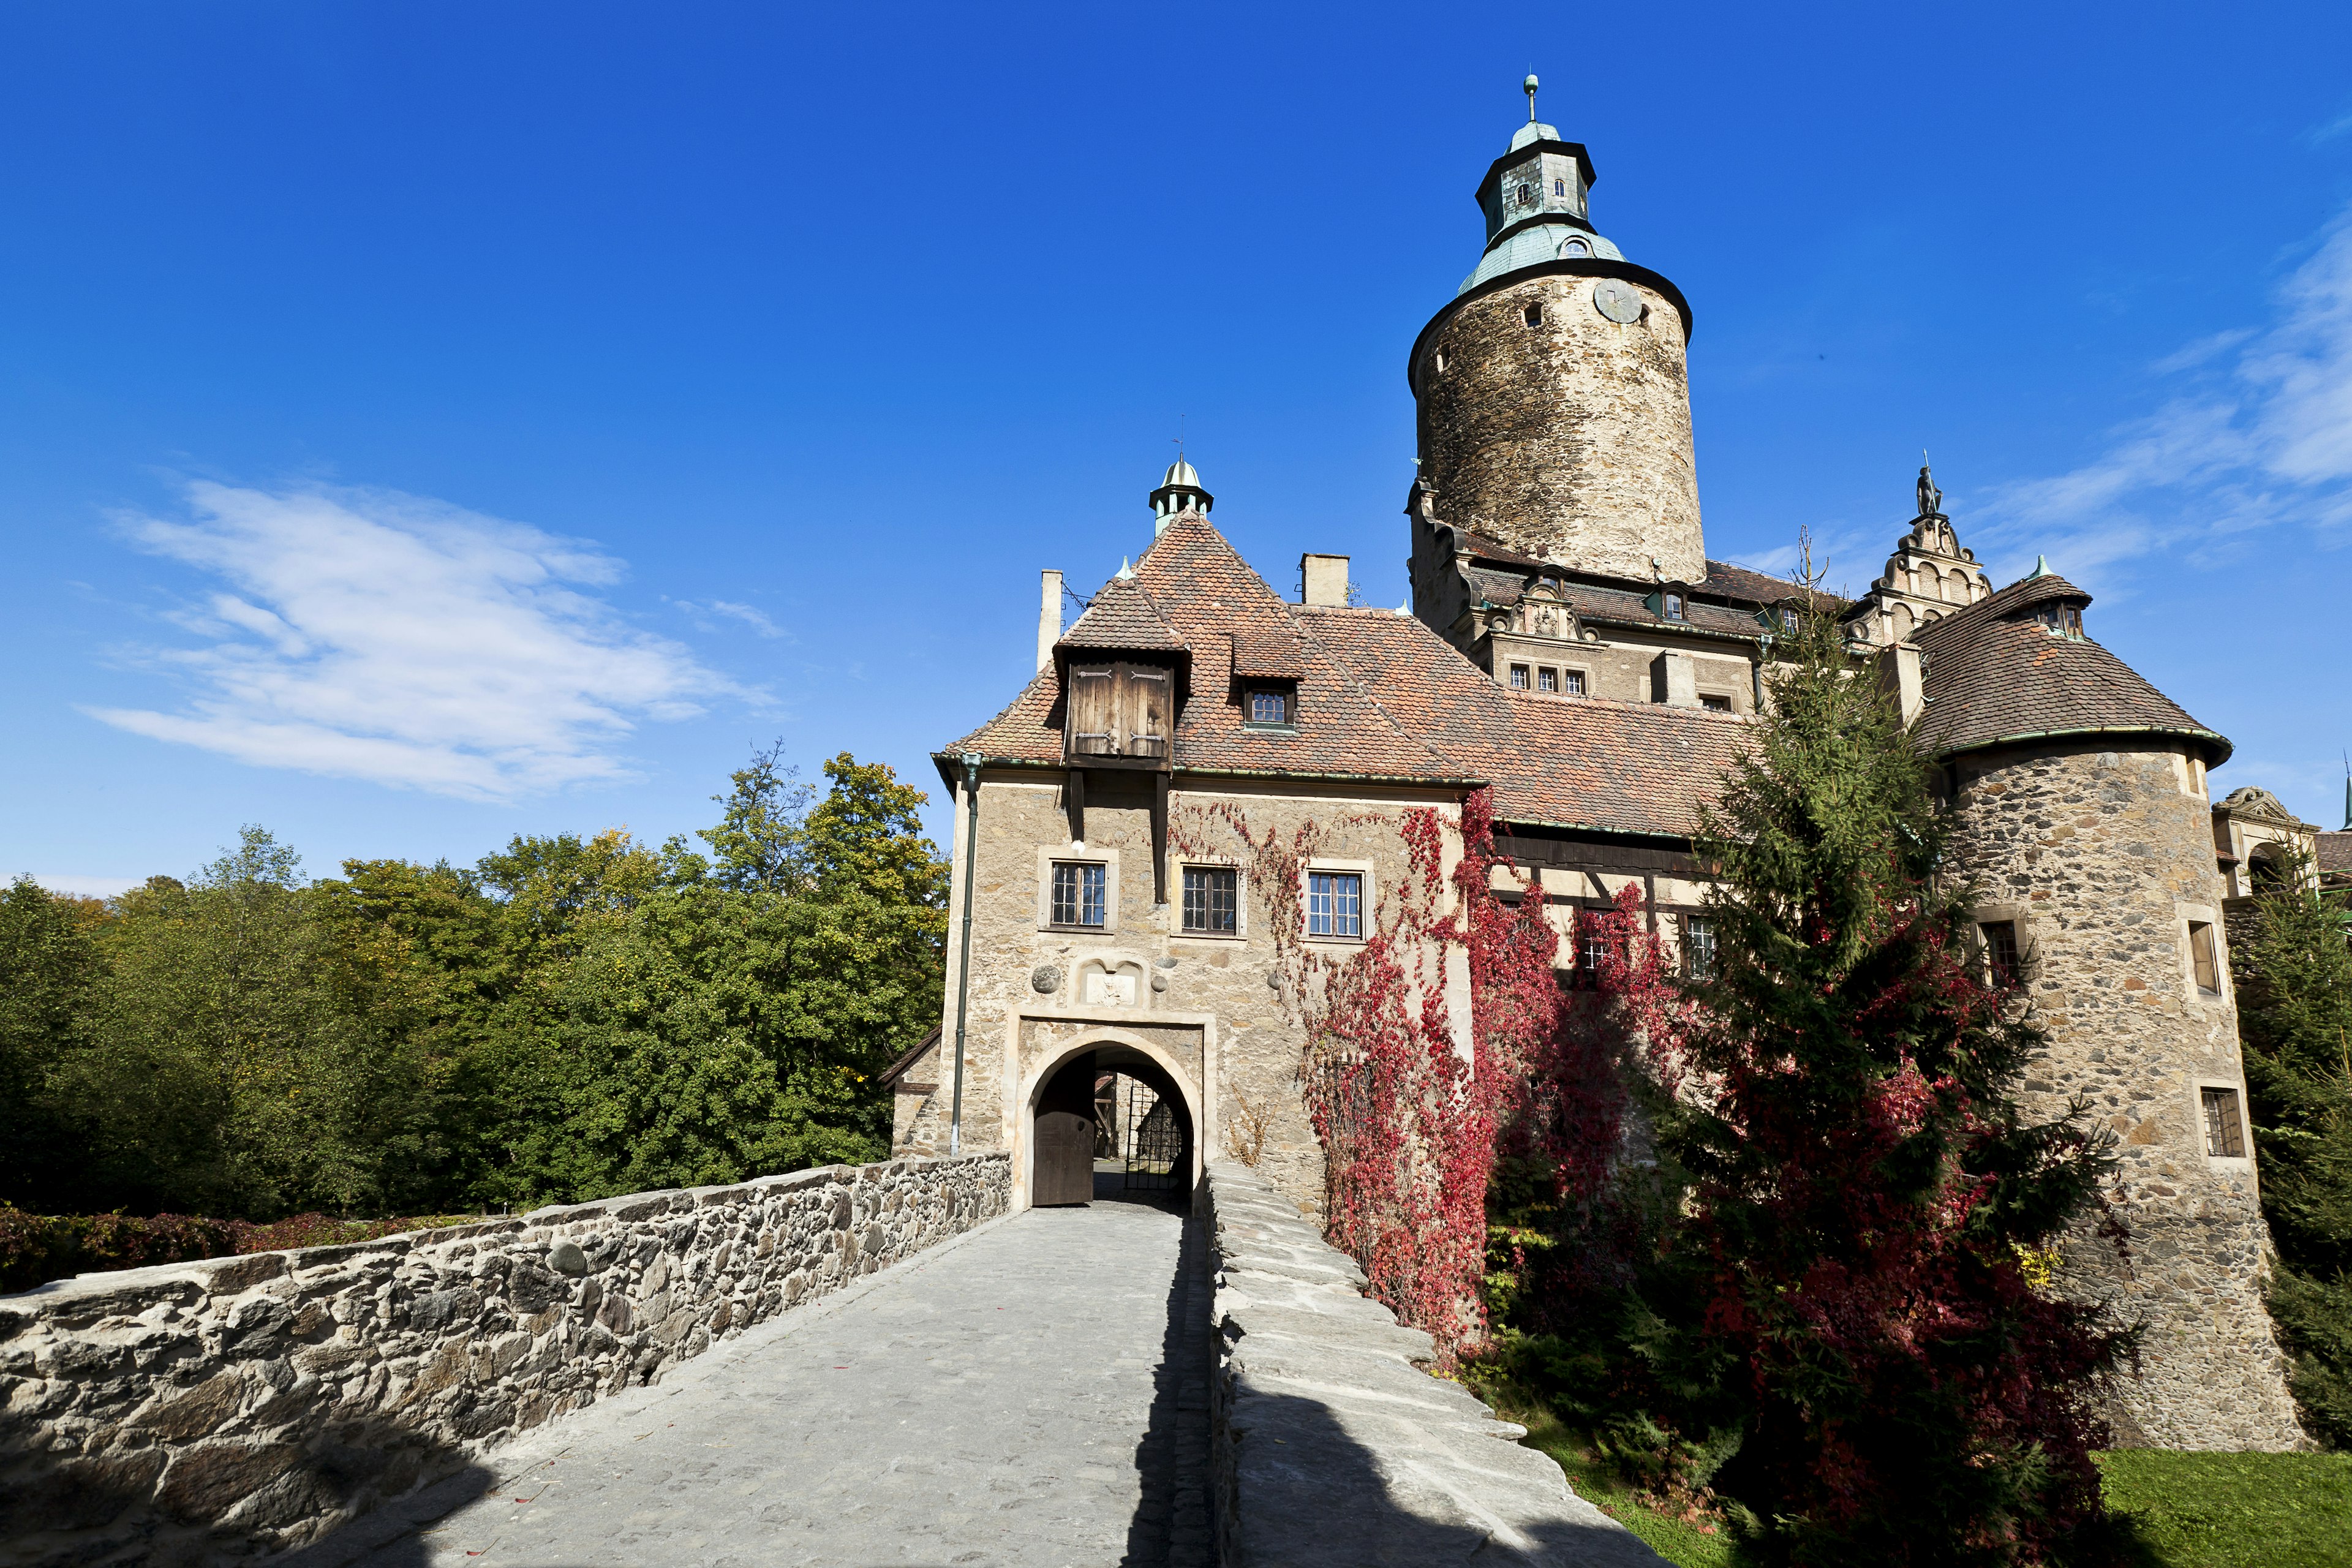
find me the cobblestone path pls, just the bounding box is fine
[347,1187,1212,1568]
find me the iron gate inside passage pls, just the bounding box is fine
[1123,1077,1183,1193]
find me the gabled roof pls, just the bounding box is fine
[1911,572,2230,764]
[1055,573,1188,655]
[944,513,1469,786]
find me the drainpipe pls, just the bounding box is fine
[948,752,983,1156]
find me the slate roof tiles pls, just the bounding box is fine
[1910,573,2230,764]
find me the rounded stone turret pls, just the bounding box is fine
[1409,100,1703,584]
[1914,578,2305,1449]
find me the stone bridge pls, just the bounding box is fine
[1,1156,1660,1567]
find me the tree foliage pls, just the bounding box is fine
[0,747,946,1223]
[2234,853,2352,1447]
[1469,600,2144,1566]
[1668,601,2139,1566]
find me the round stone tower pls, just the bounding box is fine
[1409,79,1703,584]
[1915,572,2307,1450]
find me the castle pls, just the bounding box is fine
[886,85,2310,1450]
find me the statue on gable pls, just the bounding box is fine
[1917,462,1943,519]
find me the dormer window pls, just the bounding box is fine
[2033,604,2085,638]
[1779,607,1799,633]
[1663,593,1685,621]
[1243,685,1295,729]
[1065,660,1174,761]
[1559,236,1589,258]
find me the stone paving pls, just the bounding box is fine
[335,1182,1208,1568]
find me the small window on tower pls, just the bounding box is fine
[2189,921,2221,995]
[1561,669,1585,695]
[2202,1087,2247,1158]
[1553,178,1566,197]
[1700,694,1733,712]
[1523,301,1544,327]
[1509,665,1530,690]
[1537,668,1558,693]
[1981,921,2021,988]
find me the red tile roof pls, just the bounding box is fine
[1055,573,1188,654]
[948,513,1468,785]
[1911,573,2231,764]
[942,513,1747,839]
[1298,607,1748,837]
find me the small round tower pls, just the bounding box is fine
[1915,572,2306,1450]
[1409,78,1703,583]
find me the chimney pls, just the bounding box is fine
[1300,553,1350,607]
[1876,641,1924,726]
[1037,570,1063,673]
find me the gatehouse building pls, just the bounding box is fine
[884,86,2310,1451]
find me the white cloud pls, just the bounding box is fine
[1964,205,2352,588]
[672,597,790,639]
[88,481,737,802]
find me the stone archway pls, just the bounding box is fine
[1016,1030,1202,1212]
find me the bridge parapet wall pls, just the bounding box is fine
[0,1152,1011,1566]
[1202,1163,1662,1565]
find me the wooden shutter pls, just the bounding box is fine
[1068,666,1117,755]
[1126,663,1170,759]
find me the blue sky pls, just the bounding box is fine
[6,2,2352,891]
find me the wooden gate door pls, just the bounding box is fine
[1032,1111,1096,1206]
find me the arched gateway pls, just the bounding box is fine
[1020,1031,1200,1209]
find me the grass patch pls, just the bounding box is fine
[2095,1449,2352,1568]
[1503,1405,1733,1568]
[1496,1401,2350,1568]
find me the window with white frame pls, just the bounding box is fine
[1050,861,1107,929]
[1306,871,1363,939]
[1682,914,1717,979]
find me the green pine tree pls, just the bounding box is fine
[1665,590,2141,1566]
[2234,850,2352,1447]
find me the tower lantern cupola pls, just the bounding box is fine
[1461,74,1621,295]
[1150,458,1213,533]
[1405,80,1703,586]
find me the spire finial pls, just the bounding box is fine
[1524,73,1539,123]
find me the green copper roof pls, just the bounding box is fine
[1458,111,1629,295]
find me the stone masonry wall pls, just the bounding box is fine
[0,1153,1010,1566]
[898,771,1468,1215]
[1203,1163,1661,1566]
[1948,742,2305,1449]
[1415,272,1703,584]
